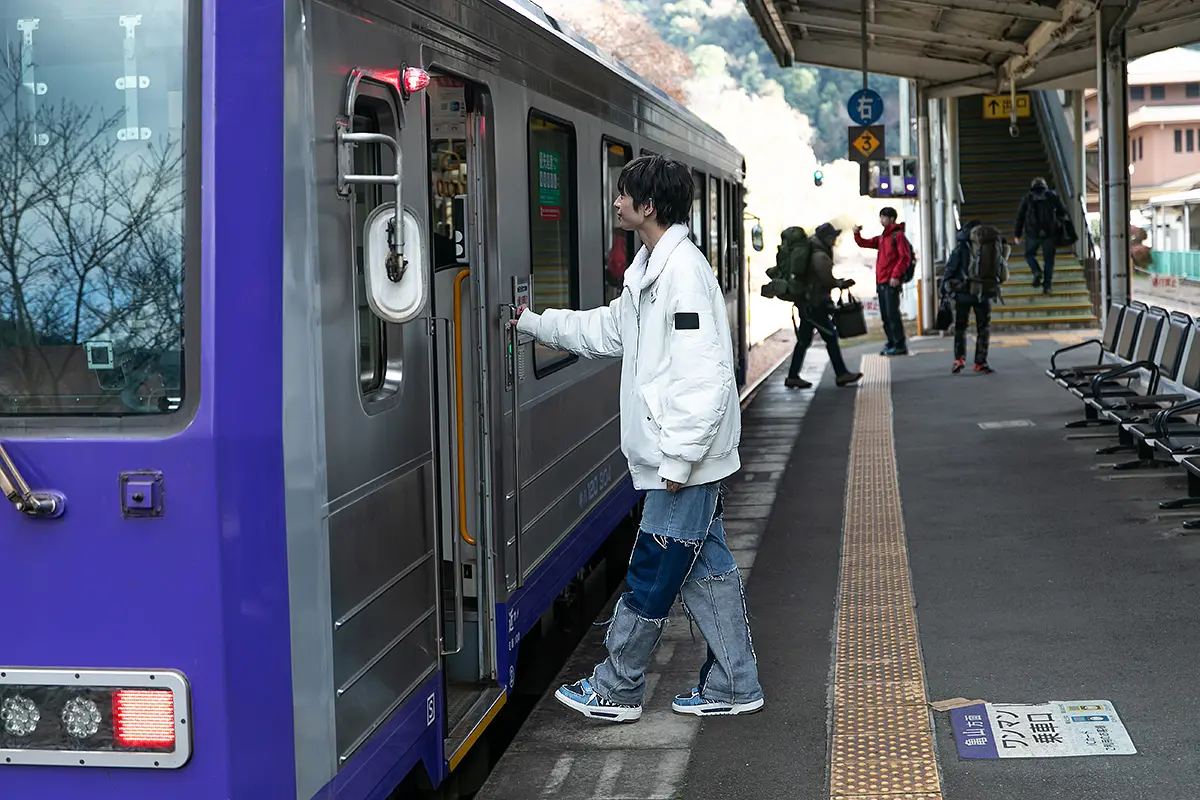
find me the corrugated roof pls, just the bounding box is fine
[743,1,1200,97]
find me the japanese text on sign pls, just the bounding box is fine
[951,700,1136,759]
[538,149,562,221]
[983,94,1031,119]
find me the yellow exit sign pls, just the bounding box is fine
[983,94,1031,119]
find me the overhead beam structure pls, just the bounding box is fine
[748,0,1200,94]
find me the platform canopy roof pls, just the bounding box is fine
[743,0,1200,96]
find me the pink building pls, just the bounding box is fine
[1084,47,1200,211]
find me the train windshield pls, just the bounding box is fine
[0,2,189,416]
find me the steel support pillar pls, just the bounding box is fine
[1096,0,1138,316]
[917,83,936,334]
[1071,90,1086,254]
[944,97,960,243]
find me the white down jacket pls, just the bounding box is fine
[516,223,741,490]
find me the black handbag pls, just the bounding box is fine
[1057,217,1079,247]
[832,290,867,339]
[936,296,954,331]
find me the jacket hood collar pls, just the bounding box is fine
[627,223,691,294]
[883,221,906,234]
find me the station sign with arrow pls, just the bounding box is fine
[983,93,1030,119]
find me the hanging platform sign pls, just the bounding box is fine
[983,94,1031,119]
[847,88,885,126]
[848,125,885,163]
[951,700,1136,759]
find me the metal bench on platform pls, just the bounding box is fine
[1049,302,1147,427]
[1046,301,1131,383]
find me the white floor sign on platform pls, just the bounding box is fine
[951,700,1136,759]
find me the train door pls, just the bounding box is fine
[423,71,505,772]
[313,53,443,771]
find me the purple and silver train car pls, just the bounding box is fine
[0,0,750,797]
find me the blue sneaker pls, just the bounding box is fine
[554,678,642,722]
[671,687,764,716]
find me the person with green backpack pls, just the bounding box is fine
[763,223,862,389]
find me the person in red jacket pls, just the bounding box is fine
[853,206,913,355]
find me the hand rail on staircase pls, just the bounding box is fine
[1032,89,1100,317]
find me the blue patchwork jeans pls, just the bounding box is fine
[590,482,763,706]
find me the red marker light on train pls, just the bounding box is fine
[402,67,431,95]
[113,689,176,749]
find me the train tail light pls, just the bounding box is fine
[113,689,176,748]
[0,668,191,769]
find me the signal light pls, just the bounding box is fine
[113,689,176,749]
[402,67,430,95]
[813,169,824,187]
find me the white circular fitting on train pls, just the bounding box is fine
[2,695,40,737]
[62,696,102,739]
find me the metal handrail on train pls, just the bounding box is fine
[502,301,525,589]
[434,311,465,658]
[0,443,63,517]
[453,269,476,547]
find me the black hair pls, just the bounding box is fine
[879,206,898,220]
[617,155,693,227]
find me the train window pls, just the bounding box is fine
[708,177,721,281]
[428,76,470,271]
[0,2,189,417]
[690,171,706,248]
[528,112,579,376]
[351,101,388,395]
[602,140,634,305]
[725,181,738,293]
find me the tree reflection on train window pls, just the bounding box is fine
[0,2,188,416]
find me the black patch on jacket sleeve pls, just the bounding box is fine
[674,312,700,330]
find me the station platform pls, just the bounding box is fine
[477,329,1200,800]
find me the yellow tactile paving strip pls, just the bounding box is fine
[829,355,943,800]
[989,331,1100,348]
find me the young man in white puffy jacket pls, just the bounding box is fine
[513,155,764,722]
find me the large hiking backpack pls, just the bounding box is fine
[892,230,916,283]
[760,227,814,303]
[967,224,1008,297]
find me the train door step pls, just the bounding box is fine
[445,686,507,772]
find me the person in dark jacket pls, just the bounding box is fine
[942,220,1010,374]
[785,223,863,389]
[854,207,912,356]
[1014,177,1067,294]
